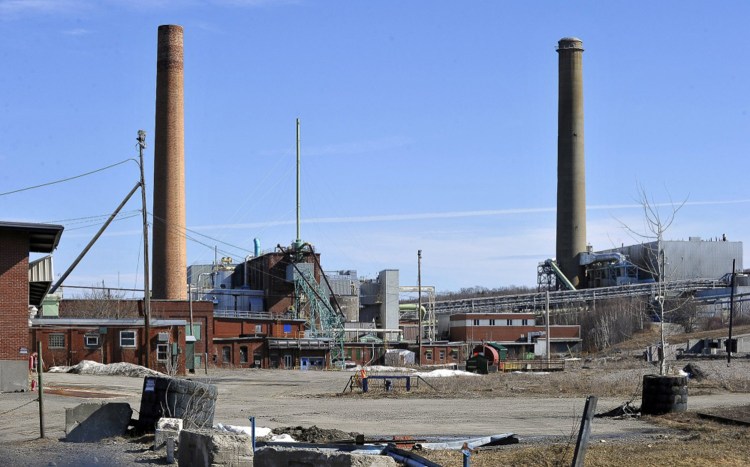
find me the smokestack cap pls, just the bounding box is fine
[557,37,584,52]
[157,25,184,67]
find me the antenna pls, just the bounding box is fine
[295,118,302,249]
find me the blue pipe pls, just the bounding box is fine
[248,416,256,453]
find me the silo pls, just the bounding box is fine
[152,25,187,300]
[556,37,586,288]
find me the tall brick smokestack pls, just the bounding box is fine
[556,37,586,288]
[152,25,186,300]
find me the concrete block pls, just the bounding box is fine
[65,402,133,442]
[155,417,184,449]
[178,428,253,467]
[0,360,29,393]
[254,446,398,467]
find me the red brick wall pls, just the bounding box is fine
[0,232,29,360]
[213,340,265,368]
[152,300,213,357]
[32,325,186,374]
[450,324,580,342]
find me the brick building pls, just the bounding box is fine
[30,318,188,374]
[449,312,581,357]
[0,221,63,392]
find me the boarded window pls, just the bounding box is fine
[84,334,99,348]
[240,346,248,363]
[49,333,65,349]
[222,346,231,363]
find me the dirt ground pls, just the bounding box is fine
[1,359,749,465]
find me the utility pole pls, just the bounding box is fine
[138,130,152,369]
[545,291,551,366]
[37,341,45,439]
[728,259,736,365]
[417,250,422,365]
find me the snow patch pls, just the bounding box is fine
[49,360,163,378]
[415,369,479,378]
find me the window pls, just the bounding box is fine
[185,324,201,340]
[472,319,479,326]
[240,346,248,363]
[424,349,433,361]
[489,319,496,326]
[450,349,459,360]
[439,350,445,361]
[222,346,231,363]
[49,333,65,349]
[157,344,169,362]
[84,334,99,348]
[255,324,262,334]
[120,330,136,348]
[506,319,512,326]
[522,319,529,326]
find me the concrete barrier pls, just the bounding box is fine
[254,446,398,467]
[155,417,183,450]
[65,402,132,442]
[177,428,253,467]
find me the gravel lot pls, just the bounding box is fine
[1,360,748,465]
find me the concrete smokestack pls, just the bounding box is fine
[152,25,187,300]
[556,37,586,288]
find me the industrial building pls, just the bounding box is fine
[447,312,581,357]
[6,26,748,387]
[0,221,63,391]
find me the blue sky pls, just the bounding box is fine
[2,1,748,295]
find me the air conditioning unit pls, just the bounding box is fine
[158,332,169,342]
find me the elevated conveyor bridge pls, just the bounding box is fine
[434,278,728,317]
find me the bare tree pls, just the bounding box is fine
[61,282,134,318]
[618,184,687,375]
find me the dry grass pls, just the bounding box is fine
[334,357,750,401]
[419,413,750,466]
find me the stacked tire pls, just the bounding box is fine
[137,376,218,431]
[641,374,688,415]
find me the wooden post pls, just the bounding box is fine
[37,341,45,439]
[571,395,597,467]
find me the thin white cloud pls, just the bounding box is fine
[257,136,414,158]
[62,28,91,36]
[0,0,84,18]
[209,0,301,7]
[190,198,750,231]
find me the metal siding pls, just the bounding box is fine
[28,255,54,282]
[380,270,400,338]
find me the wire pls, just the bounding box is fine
[0,397,38,416]
[0,158,137,197]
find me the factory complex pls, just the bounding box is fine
[1,29,746,392]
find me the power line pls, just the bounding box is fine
[0,158,137,197]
